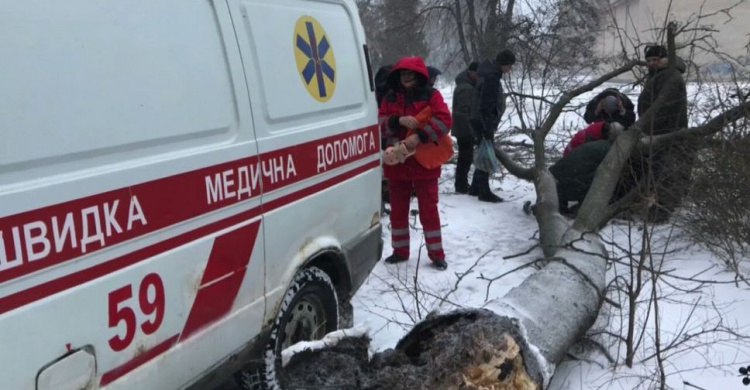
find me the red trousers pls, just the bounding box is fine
[388,178,445,261]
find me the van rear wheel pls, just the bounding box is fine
[236,267,339,390]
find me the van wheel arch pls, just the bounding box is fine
[305,250,354,328]
[235,253,352,390]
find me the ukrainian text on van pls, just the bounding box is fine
[0,1,381,389]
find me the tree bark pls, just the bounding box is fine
[453,0,472,65]
[498,0,516,48]
[466,0,481,59]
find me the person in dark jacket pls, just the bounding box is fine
[468,49,516,202]
[427,66,442,87]
[378,56,452,270]
[375,64,394,211]
[628,44,692,222]
[551,139,614,215]
[584,88,636,128]
[375,65,393,107]
[550,119,624,215]
[638,45,688,136]
[452,61,479,194]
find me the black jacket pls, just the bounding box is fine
[471,59,505,139]
[451,70,476,138]
[637,57,688,136]
[374,65,393,107]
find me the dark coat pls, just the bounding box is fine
[471,59,505,139]
[550,140,612,204]
[627,57,692,214]
[584,88,636,128]
[451,70,476,139]
[374,65,393,107]
[637,57,688,136]
[378,57,452,181]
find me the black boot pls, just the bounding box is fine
[478,192,504,203]
[468,172,480,196]
[384,253,408,264]
[432,259,448,270]
[475,171,504,203]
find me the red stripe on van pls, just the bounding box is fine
[179,221,261,342]
[0,125,379,285]
[99,334,180,387]
[0,159,379,316]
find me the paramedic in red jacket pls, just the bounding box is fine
[378,56,452,271]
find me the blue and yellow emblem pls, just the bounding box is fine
[294,16,336,102]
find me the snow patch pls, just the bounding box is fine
[281,324,370,367]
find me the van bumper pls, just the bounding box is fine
[343,223,383,295]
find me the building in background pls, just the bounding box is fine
[593,0,750,76]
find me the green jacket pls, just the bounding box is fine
[637,57,688,136]
[451,70,476,138]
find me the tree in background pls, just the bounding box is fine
[356,0,429,69]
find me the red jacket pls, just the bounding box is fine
[563,121,607,157]
[378,57,452,180]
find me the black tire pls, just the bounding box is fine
[236,267,339,390]
[338,299,354,329]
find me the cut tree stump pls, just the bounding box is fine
[280,309,545,390]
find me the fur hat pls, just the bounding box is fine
[645,45,668,59]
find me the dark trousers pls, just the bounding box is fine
[470,170,492,196]
[454,135,474,192]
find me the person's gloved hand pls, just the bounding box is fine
[403,133,421,151]
[398,116,419,129]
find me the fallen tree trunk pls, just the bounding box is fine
[279,216,607,390]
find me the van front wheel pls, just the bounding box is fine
[236,266,339,390]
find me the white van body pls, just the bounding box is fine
[0,0,382,389]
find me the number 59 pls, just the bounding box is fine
[108,273,165,352]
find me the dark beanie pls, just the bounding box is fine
[645,45,667,58]
[496,50,516,66]
[468,61,479,72]
[427,66,442,79]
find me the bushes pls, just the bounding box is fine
[683,129,750,278]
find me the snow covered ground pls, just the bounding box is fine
[351,82,750,389]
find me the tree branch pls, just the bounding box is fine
[494,145,535,181]
[642,100,750,147]
[509,92,556,105]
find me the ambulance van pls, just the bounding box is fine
[0,0,381,389]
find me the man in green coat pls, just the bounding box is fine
[452,61,479,194]
[630,44,692,222]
